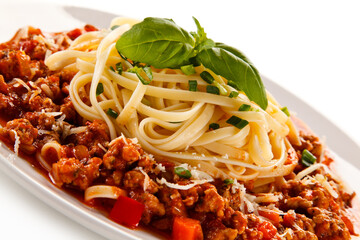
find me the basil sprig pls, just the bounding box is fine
[116,17,268,110]
[116,18,195,69]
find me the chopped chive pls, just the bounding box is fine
[206,85,220,95]
[209,123,220,130]
[181,64,196,75]
[238,104,252,111]
[228,80,241,90]
[200,71,214,84]
[281,106,290,117]
[110,66,115,72]
[111,25,120,30]
[106,108,119,119]
[229,91,239,98]
[224,179,234,185]
[115,62,123,74]
[188,80,198,92]
[301,149,317,167]
[129,66,153,85]
[226,116,249,129]
[96,83,104,96]
[174,167,192,179]
[213,81,228,96]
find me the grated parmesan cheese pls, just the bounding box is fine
[154,163,166,172]
[315,174,339,198]
[12,78,31,91]
[156,177,210,190]
[97,143,107,153]
[11,130,20,156]
[138,167,150,192]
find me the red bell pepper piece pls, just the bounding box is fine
[172,216,203,240]
[109,196,145,228]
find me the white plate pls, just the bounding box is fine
[0,2,360,240]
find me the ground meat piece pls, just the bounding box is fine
[223,208,247,234]
[123,170,159,194]
[102,136,143,170]
[0,75,9,94]
[308,207,351,240]
[59,96,79,123]
[51,157,102,190]
[339,191,355,207]
[221,187,242,211]
[23,112,55,130]
[283,210,316,233]
[28,95,60,112]
[0,93,21,116]
[289,229,318,240]
[0,50,32,81]
[195,184,225,218]
[0,118,38,154]
[34,75,62,101]
[130,191,165,225]
[72,119,110,157]
[285,196,313,210]
[18,38,46,60]
[241,214,278,240]
[203,216,238,240]
[180,184,202,207]
[158,186,187,219]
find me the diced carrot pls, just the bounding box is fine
[172,216,203,240]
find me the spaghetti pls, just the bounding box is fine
[45,17,301,184]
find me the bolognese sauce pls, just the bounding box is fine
[0,24,358,240]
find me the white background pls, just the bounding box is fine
[0,0,359,239]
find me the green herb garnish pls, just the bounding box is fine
[224,179,234,185]
[116,17,268,109]
[301,149,317,167]
[226,116,249,129]
[209,123,220,130]
[238,104,252,111]
[111,25,120,30]
[213,81,228,96]
[200,71,214,84]
[188,80,198,92]
[206,85,220,95]
[128,66,153,85]
[281,106,290,117]
[115,62,123,74]
[229,91,239,98]
[106,108,119,119]
[174,167,192,179]
[181,64,196,75]
[96,83,104,96]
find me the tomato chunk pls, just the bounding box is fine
[67,28,82,40]
[172,216,203,240]
[109,196,145,228]
[258,210,280,226]
[257,221,277,240]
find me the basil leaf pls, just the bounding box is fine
[196,44,268,110]
[191,17,215,53]
[116,17,195,69]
